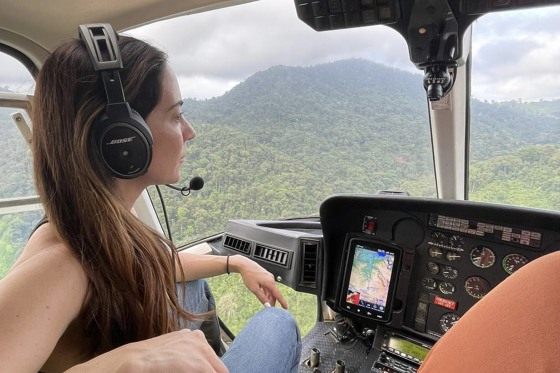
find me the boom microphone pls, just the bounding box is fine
[165,176,204,196]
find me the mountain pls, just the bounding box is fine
[183,59,436,195]
[185,59,560,163]
[0,59,559,249]
[185,59,427,126]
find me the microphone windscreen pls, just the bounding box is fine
[189,176,205,191]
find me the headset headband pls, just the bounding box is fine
[78,24,126,106]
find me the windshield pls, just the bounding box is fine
[133,0,435,246]
[469,7,560,211]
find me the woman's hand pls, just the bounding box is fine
[67,329,228,373]
[230,255,289,309]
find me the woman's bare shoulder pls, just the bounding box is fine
[11,221,70,266]
[5,220,88,309]
[0,221,89,372]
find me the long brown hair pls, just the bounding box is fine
[32,35,194,353]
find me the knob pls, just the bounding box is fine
[379,352,388,364]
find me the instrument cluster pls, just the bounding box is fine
[409,224,542,339]
[319,195,560,343]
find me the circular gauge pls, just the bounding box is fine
[441,265,458,279]
[429,246,443,259]
[470,246,496,268]
[440,313,461,332]
[427,261,440,275]
[438,282,455,295]
[431,231,447,245]
[422,277,437,290]
[502,253,529,275]
[449,235,465,249]
[446,251,462,262]
[464,276,492,299]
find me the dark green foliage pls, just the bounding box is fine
[151,59,560,246]
[207,274,318,337]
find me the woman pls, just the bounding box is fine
[0,28,301,372]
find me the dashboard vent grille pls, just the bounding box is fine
[254,244,290,267]
[223,235,252,254]
[300,240,319,288]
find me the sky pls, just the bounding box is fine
[2,0,560,102]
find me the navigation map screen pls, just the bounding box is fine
[339,238,401,322]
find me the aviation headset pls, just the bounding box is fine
[78,23,153,179]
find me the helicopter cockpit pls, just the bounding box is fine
[0,0,559,372]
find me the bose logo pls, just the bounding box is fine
[107,136,136,145]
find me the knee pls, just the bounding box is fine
[256,307,300,341]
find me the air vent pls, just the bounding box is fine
[223,235,252,254]
[254,244,290,267]
[300,240,319,288]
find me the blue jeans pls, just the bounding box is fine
[178,280,302,373]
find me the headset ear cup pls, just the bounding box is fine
[94,107,153,179]
[79,24,154,179]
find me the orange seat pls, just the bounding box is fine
[418,250,560,373]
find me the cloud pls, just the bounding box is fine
[128,0,560,101]
[1,0,555,101]
[471,7,560,101]
[128,0,420,99]
[176,75,239,100]
[0,54,35,94]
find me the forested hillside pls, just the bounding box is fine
[164,59,560,244]
[1,59,559,276]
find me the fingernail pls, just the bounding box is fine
[264,302,271,307]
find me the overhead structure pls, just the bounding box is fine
[294,0,560,100]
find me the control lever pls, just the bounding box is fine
[330,360,346,373]
[303,347,321,371]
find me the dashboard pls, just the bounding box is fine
[213,194,560,372]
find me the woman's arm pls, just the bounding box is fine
[177,252,288,309]
[0,224,229,373]
[65,329,228,373]
[0,225,89,373]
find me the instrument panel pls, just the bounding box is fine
[319,194,560,342]
[219,194,560,371]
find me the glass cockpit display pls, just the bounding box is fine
[339,237,401,323]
